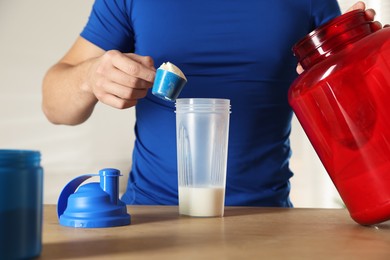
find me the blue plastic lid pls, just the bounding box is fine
[57,168,131,228]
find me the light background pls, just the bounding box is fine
[1,0,388,206]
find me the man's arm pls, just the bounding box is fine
[42,36,156,125]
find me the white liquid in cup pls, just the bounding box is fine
[179,186,225,217]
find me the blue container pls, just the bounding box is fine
[0,149,43,259]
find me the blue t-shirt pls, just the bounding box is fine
[81,0,341,206]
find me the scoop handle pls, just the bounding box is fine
[57,174,98,218]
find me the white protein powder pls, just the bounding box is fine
[159,62,187,80]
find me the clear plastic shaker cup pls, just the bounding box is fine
[175,98,231,217]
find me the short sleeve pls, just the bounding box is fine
[80,0,134,52]
[311,0,341,28]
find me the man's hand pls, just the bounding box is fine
[42,36,157,125]
[88,51,156,109]
[347,1,383,31]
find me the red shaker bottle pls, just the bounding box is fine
[289,10,390,225]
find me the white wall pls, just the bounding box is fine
[0,0,134,203]
[1,1,388,207]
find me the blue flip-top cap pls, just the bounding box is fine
[57,168,131,228]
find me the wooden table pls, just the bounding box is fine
[40,205,390,259]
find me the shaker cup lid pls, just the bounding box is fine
[57,168,131,228]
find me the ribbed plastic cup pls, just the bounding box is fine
[176,98,231,217]
[0,149,43,259]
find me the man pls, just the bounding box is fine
[42,1,382,206]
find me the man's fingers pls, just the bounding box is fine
[364,8,376,20]
[296,63,304,74]
[107,51,155,82]
[124,53,155,69]
[102,65,153,89]
[103,81,149,100]
[98,93,138,109]
[346,1,365,12]
[345,2,382,31]
[371,21,383,31]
